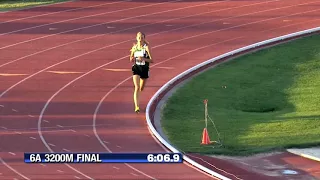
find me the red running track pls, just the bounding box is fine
[0,0,319,179]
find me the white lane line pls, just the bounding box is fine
[63,148,70,152]
[263,19,320,34]
[155,66,175,69]
[0,158,30,180]
[48,143,55,147]
[46,71,83,74]
[8,152,16,156]
[0,129,74,135]
[131,173,139,176]
[0,1,127,25]
[0,123,111,132]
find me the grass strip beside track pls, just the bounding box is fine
[0,0,70,11]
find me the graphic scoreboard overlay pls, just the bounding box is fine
[24,153,183,163]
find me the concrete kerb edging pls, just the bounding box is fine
[145,27,320,180]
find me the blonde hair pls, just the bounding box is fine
[137,32,149,44]
[130,32,149,52]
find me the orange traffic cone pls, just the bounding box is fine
[201,128,211,145]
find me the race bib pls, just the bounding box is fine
[134,51,144,57]
[136,60,145,65]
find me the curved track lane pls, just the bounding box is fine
[0,0,319,179]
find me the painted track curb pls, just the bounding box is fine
[145,27,320,180]
[287,148,320,162]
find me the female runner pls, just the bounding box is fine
[130,32,153,113]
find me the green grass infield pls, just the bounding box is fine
[161,34,320,156]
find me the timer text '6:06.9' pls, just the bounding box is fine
[147,153,183,163]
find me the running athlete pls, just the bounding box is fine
[130,32,153,113]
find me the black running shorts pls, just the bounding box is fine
[132,64,149,79]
